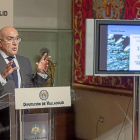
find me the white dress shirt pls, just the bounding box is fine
[0,50,21,88]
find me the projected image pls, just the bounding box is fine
[107,34,130,71]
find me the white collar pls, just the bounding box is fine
[0,50,16,59]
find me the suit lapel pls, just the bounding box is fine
[16,55,25,87]
[0,54,7,72]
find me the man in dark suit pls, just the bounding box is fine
[0,26,51,96]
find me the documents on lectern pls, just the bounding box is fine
[15,86,71,110]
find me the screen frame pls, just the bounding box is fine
[94,19,140,76]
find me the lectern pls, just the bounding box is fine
[0,86,72,140]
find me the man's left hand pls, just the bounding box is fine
[36,53,51,74]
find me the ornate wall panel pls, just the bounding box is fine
[73,0,140,93]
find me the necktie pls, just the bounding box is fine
[7,57,18,88]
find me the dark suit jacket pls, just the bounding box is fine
[0,54,47,96]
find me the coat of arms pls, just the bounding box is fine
[31,124,41,135]
[92,0,125,19]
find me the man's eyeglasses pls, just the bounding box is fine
[1,37,21,44]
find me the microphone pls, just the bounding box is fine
[42,69,54,87]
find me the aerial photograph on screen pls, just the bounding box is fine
[107,34,130,71]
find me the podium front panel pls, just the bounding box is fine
[23,113,49,140]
